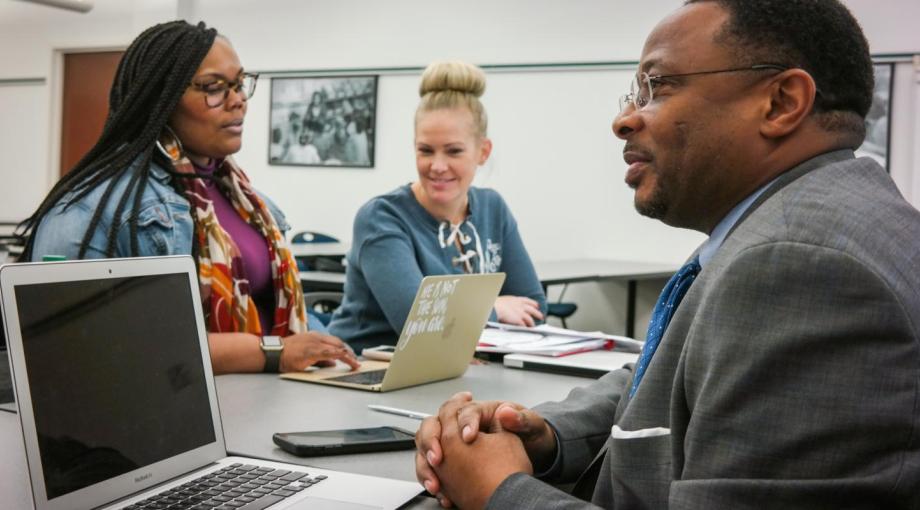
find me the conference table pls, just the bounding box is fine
[300,258,678,337]
[0,362,604,509]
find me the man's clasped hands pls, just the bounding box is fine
[414,391,557,509]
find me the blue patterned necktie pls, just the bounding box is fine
[629,256,701,398]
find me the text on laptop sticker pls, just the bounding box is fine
[399,278,460,349]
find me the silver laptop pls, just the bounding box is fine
[282,273,505,392]
[0,256,421,510]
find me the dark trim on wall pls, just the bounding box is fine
[0,77,46,86]
[253,53,916,77]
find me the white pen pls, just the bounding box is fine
[367,404,431,420]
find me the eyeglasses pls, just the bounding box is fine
[618,64,788,113]
[188,72,259,108]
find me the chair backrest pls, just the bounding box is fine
[303,291,343,326]
[0,221,24,264]
[291,231,339,244]
[0,221,24,349]
[290,231,345,272]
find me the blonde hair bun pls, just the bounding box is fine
[419,60,486,98]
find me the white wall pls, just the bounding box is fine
[0,0,180,222]
[0,82,48,221]
[1,0,918,336]
[197,0,668,70]
[889,60,920,206]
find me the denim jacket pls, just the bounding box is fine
[32,159,290,260]
[30,159,329,331]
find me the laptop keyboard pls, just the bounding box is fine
[326,369,387,385]
[124,463,326,510]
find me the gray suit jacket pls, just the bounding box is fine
[487,151,920,509]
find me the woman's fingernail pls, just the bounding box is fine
[426,450,436,464]
[462,425,471,438]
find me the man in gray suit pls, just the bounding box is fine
[415,0,920,508]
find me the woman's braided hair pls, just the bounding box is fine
[19,20,217,260]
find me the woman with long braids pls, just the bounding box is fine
[19,21,359,374]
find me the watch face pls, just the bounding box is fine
[261,336,283,348]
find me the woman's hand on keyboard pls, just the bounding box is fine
[279,333,360,372]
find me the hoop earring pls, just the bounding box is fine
[156,125,184,162]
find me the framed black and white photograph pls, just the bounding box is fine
[269,75,377,167]
[856,63,893,170]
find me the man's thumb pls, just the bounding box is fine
[495,404,528,433]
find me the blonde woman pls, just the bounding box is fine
[328,61,546,353]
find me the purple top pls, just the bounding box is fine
[194,160,275,333]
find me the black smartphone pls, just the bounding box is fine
[272,426,416,457]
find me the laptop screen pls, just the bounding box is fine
[14,273,215,500]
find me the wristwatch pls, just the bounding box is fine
[260,335,284,373]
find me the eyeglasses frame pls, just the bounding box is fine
[188,72,260,109]
[619,64,790,113]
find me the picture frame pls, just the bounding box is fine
[856,63,893,171]
[269,75,377,168]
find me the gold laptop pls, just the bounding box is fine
[282,273,505,392]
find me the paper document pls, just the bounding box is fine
[478,322,643,357]
[479,328,545,346]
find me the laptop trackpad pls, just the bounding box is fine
[288,496,381,509]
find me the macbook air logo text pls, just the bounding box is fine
[135,473,152,483]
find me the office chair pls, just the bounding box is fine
[290,231,345,272]
[545,283,578,329]
[291,231,339,244]
[0,221,24,265]
[303,291,343,327]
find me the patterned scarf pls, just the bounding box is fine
[159,135,308,336]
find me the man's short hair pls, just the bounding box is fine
[686,0,873,138]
